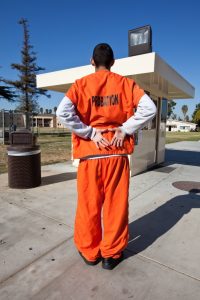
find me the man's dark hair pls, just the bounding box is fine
[92,43,114,68]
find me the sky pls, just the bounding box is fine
[0,0,200,118]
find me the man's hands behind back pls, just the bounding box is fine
[91,129,110,149]
[91,128,126,149]
[109,128,126,148]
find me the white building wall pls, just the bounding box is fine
[166,120,196,132]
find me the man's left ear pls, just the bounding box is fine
[90,58,95,66]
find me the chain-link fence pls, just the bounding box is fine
[0,110,72,174]
[0,110,26,144]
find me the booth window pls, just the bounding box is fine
[161,99,168,122]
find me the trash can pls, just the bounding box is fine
[7,131,41,188]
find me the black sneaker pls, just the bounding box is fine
[102,253,124,270]
[78,251,101,266]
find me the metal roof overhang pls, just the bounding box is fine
[36,52,195,100]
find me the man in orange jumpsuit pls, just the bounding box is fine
[57,43,156,270]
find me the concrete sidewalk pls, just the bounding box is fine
[0,141,200,300]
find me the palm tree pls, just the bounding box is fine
[54,106,57,114]
[185,115,189,122]
[181,105,188,121]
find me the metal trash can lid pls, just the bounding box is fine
[7,145,41,157]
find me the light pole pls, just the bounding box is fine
[128,25,152,56]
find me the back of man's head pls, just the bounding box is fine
[92,43,114,69]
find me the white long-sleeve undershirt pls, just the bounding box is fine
[56,94,157,138]
[56,96,93,139]
[120,94,157,135]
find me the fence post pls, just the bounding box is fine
[2,109,5,145]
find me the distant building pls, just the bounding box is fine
[0,110,64,129]
[33,114,64,128]
[166,119,196,132]
[33,114,56,127]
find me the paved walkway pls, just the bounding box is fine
[0,141,200,300]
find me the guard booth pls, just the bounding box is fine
[36,52,195,176]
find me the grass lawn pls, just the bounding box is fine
[0,131,200,174]
[0,134,71,174]
[37,134,72,164]
[166,131,200,144]
[0,143,8,174]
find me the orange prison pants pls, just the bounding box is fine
[74,156,130,261]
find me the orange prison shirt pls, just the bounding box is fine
[66,69,145,158]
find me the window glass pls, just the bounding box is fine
[161,99,168,122]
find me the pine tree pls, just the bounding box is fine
[0,73,16,102]
[0,82,16,102]
[192,104,200,127]
[181,105,188,121]
[5,18,50,128]
[172,113,177,120]
[192,103,200,120]
[194,110,200,127]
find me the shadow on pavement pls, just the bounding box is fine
[125,190,200,258]
[41,172,77,186]
[165,149,200,166]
